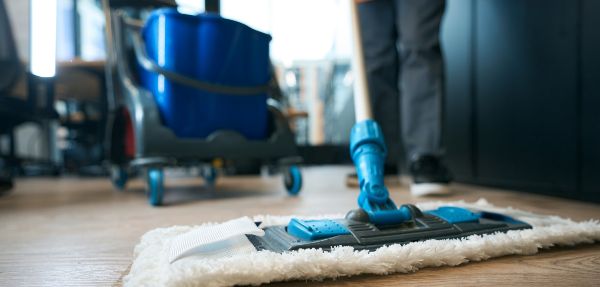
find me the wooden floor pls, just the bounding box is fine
[0,166,599,286]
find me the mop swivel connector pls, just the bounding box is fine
[350,120,411,225]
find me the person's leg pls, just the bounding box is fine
[358,0,401,169]
[396,0,452,195]
[396,0,445,158]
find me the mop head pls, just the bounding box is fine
[124,199,600,287]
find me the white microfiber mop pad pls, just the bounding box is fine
[124,199,600,287]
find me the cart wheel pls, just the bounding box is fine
[201,166,217,187]
[283,165,302,195]
[111,165,128,190]
[146,168,164,206]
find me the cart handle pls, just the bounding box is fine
[127,18,271,96]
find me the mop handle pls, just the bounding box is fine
[350,0,373,122]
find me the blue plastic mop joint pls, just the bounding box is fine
[350,120,412,225]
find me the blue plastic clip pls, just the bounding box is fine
[426,206,481,224]
[287,218,350,240]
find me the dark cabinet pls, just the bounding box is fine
[582,0,600,197]
[442,0,474,180]
[443,0,599,202]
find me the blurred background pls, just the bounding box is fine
[1,0,599,202]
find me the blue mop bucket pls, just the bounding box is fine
[139,9,271,139]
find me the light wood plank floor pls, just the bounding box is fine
[0,166,599,286]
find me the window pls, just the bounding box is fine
[222,0,355,145]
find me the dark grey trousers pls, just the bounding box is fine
[358,0,446,165]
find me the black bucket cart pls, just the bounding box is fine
[102,0,302,206]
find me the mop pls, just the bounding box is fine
[247,0,532,253]
[124,2,600,286]
[125,199,600,286]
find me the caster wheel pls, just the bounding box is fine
[201,166,217,187]
[146,168,164,206]
[111,165,128,190]
[283,165,302,195]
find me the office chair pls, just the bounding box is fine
[0,0,58,192]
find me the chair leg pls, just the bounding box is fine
[8,128,14,160]
[0,135,14,194]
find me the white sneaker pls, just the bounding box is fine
[410,182,451,197]
[409,155,453,197]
